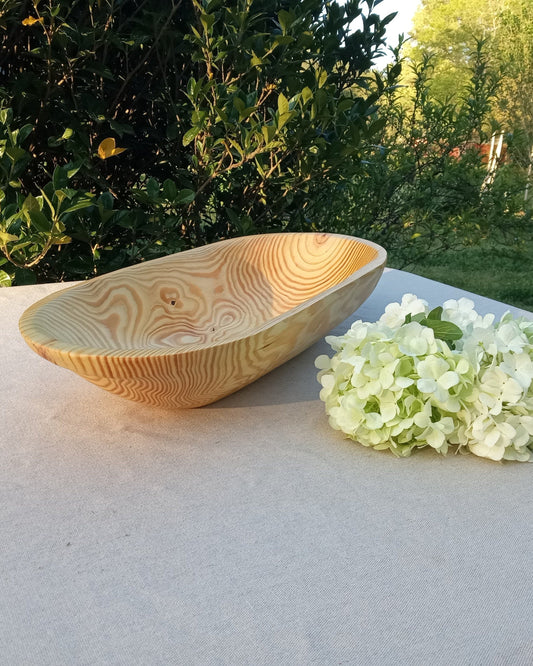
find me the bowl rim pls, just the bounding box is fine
[19,232,387,361]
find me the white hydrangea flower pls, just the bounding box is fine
[316,294,533,463]
[379,293,428,328]
[467,412,517,461]
[477,366,524,416]
[415,411,455,453]
[499,353,533,392]
[494,319,529,354]
[517,318,533,344]
[460,324,498,368]
[394,321,438,357]
[442,297,494,335]
[416,355,459,401]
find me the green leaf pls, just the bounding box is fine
[404,312,426,324]
[233,96,245,113]
[0,231,18,244]
[145,177,160,199]
[250,52,262,67]
[53,166,68,190]
[29,210,53,233]
[175,189,195,205]
[278,92,289,116]
[301,87,313,105]
[98,192,114,210]
[163,179,177,200]
[274,35,295,46]
[190,26,202,41]
[277,111,293,130]
[191,109,207,125]
[200,12,215,33]
[66,163,82,179]
[0,270,12,287]
[422,319,463,342]
[182,127,201,146]
[317,69,327,89]
[61,197,94,214]
[389,62,402,79]
[338,98,354,113]
[262,124,276,144]
[187,77,197,97]
[240,106,256,122]
[367,117,387,137]
[54,189,69,207]
[8,241,31,253]
[228,137,244,157]
[0,108,13,125]
[427,306,443,321]
[85,63,114,81]
[18,124,34,143]
[22,193,40,212]
[5,146,26,163]
[52,234,71,245]
[278,10,293,35]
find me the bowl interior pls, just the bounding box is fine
[24,233,379,352]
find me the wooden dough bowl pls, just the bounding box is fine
[19,233,386,408]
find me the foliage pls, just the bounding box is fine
[0,0,393,286]
[409,0,533,149]
[319,44,531,267]
[1,0,529,290]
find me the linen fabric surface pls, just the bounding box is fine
[1,268,532,666]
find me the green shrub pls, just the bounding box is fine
[0,0,393,285]
[322,43,532,267]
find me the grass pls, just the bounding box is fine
[390,238,533,313]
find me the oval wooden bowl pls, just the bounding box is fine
[19,233,386,408]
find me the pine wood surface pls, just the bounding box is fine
[19,233,386,407]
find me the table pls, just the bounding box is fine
[2,268,532,665]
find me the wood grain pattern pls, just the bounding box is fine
[19,233,386,407]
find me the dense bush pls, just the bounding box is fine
[0,0,393,285]
[1,2,529,287]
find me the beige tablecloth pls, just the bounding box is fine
[1,269,532,665]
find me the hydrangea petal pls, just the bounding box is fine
[439,371,460,390]
[417,378,437,394]
[365,412,384,430]
[315,354,331,370]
